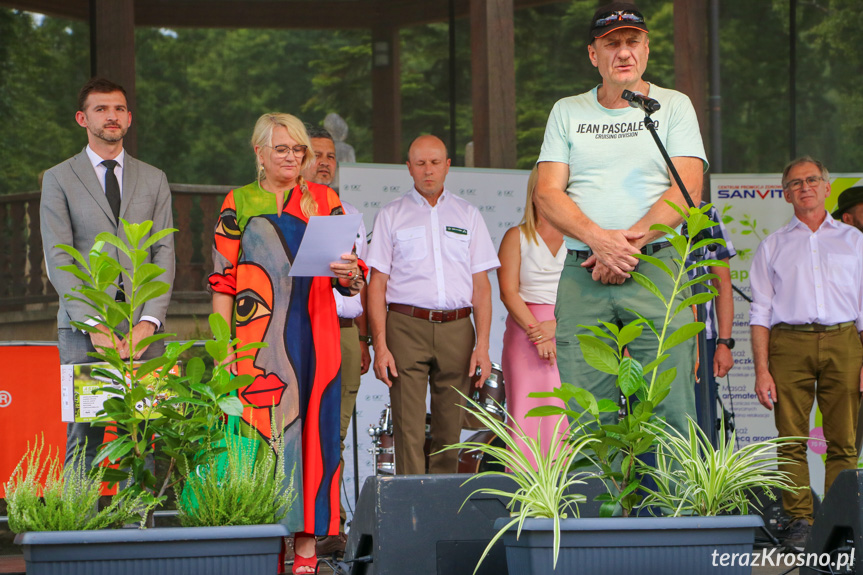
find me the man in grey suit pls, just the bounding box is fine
[40,77,175,467]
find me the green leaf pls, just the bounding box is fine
[629,272,666,305]
[633,253,673,278]
[95,232,133,258]
[679,274,719,293]
[684,259,728,274]
[669,235,688,258]
[132,281,170,306]
[136,263,168,284]
[648,223,677,237]
[662,322,705,351]
[642,354,669,375]
[218,396,244,416]
[675,293,716,316]
[617,321,644,348]
[577,335,619,375]
[186,356,205,384]
[691,237,726,252]
[596,399,620,413]
[141,227,178,250]
[209,313,232,341]
[617,357,644,397]
[526,405,567,418]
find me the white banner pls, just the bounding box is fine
[710,172,863,499]
[337,163,529,523]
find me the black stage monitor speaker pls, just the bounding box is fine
[344,473,607,575]
[800,468,862,575]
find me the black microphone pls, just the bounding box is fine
[622,89,661,114]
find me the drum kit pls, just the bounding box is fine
[368,363,507,475]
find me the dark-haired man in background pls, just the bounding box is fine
[533,2,707,433]
[302,126,370,556]
[40,77,175,469]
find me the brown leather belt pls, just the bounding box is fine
[388,303,472,323]
[338,317,354,328]
[774,321,855,333]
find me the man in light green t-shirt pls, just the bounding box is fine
[534,1,708,434]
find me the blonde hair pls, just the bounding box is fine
[251,113,318,218]
[519,166,541,245]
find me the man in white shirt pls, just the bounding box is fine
[367,135,500,475]
[40,77,175,469]
[750,156,863,551]
[302,126,369,555]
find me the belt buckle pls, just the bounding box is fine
[429,310,444,323]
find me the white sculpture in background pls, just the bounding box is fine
[324,113,356,164]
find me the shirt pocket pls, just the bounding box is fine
[444,229,471,262]
[395,226,427,261]
[827,253,858,288]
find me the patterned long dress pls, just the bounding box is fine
[209,180,345,536]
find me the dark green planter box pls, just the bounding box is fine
[15,524,288,575]
[494,515,764,575]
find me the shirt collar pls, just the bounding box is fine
[86,145,125,171]
[787,210,837,233]
[409,186,449,207]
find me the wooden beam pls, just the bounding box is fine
[371,24,402,163]
[384,0,562,28]
[134,1,375,29]
[0,0,87,20]
[673,0,708,154]
[90,0,137,154]
[470,0,516,168]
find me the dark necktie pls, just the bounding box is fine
[102,159,121,220]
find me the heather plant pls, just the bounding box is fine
[4,436,155,532]
[176,421,296,527]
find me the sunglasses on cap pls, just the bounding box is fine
[592,10,645,29]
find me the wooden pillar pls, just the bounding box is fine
[372,25,402,163]
[470,0,516,169]
[89,0,137,155]
[673,0,708,150]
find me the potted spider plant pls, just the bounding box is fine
[449,204,799,575]
[4,221,294,575]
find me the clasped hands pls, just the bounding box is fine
[581,229,645,285]
[89,320,156,360]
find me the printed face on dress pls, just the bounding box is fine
[783,162,831,216]
[588,29,649,89]
[407,135,451,198]
[304,137,337,186]
[75,91,131,146]
[257,125,304,189]
[235,216,300,439]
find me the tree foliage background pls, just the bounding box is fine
[0,0,859,195]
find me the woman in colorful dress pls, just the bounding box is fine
[497,166,567,468]
[209,113,361,574]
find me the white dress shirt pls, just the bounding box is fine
[749,212,863,332]
[84,146,161,330]
[86,145,125,197]
[366,188,500,310]
[333,199,366,319]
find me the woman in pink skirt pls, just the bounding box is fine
[498,166,567,467]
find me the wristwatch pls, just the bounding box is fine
[359,334,372,345]
[716,338,735,350]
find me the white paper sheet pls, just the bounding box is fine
[289,214,363,277]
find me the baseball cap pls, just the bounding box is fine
[589,2,649,44]
[832,186,863,219]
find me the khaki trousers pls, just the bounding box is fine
[770,325,863,521]
[337,324,361,530]
[386,311,475,475]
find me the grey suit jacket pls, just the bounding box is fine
[40,148,175,330]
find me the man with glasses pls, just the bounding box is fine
[301,126,370,557]
[533,1,707,434]
[750,156,863,552]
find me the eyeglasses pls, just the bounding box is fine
[592,10,645,29]
[267,144,307,157]
[784,175,824,191]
